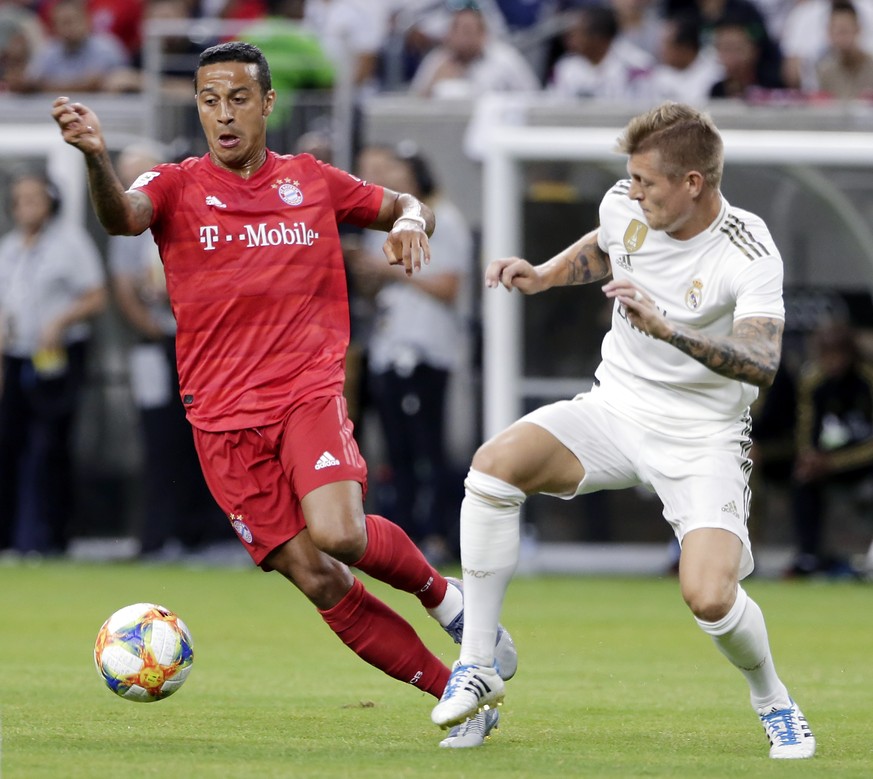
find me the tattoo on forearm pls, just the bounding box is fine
[86,152,140,233]
[567,243,610,285]
[667,317,783,386]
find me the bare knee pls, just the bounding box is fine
[681,581,736,623]
[470,422,583,496]
[300,482,368,563]
[678,528,743,622]
[307,519,366,563]
[470,438,521,485]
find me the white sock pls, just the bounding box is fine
[426,580,464,627]
[695,585,790,712]
[457,468,525,668]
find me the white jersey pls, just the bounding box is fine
[594,180,784,437]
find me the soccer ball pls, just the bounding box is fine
[94,603,194,702]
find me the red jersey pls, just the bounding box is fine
[133,151,383,431]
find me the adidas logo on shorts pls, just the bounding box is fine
[721,500,739,518]
[315,451,341,470]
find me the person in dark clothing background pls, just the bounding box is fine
[785,321,873,577]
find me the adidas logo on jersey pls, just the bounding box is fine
[205,195,227,208]
[315,451,340,470]
[721,500,739,518]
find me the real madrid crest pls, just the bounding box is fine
[685,279,704,310]
[623,219,648,253]
[273,177,304,206]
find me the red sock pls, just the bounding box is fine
[319,578,450,698]
[352,515,448,610]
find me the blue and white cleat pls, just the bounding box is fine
[431,660,505,729]
[759,699,816,759]
[439,708,500,748]
[442,577,518,681]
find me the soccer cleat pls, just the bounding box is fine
[759,699,816,759]
[442,577,518,681]
[431,661,505,729]
[439,707,499,748]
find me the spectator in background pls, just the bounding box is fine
[546,4,654,101]
[785,321,873,578]
[37,0,144,57]
[108,143,229,560]
[84,0,145,59]
[410,3,540,97]
[816,0,873,99]
[303,0,390,95]
[0,171,106,555]
[690,0,783,87]
[649,11,724,103]
[14,0,129,93]
[106,0,208,96]
[238,0,335,129]
[350,142,473,565]
[0,1,43,92]
[781,0,873,90]
[709,11,785,98]
[385,0,515,86]
[611,0,663,57]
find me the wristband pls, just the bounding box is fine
[393,214,426,230]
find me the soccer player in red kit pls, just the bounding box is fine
[51,41,515,748]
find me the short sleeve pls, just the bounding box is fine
[316,158,383,226]
[597,189,615,253]
[128,163,183,228]
[733,256,784,322]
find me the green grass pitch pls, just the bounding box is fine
[0,561,870,778]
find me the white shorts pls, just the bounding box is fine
[521,389,755,579]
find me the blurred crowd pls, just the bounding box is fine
[1,0,872,574]
[0,0,872,102]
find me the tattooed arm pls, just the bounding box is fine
[602,277,783,388]
[51,96,153,236]
[665,316,784,388]
[485,229,612,295]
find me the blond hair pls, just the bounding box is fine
[616,102,724,189]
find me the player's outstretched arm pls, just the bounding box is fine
[486,229,610,295]
[373,188,434,277]
[51,97,152,237]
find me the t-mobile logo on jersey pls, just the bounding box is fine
[198,221,320,251]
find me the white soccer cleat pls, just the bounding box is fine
[439,708,500,748]
[431,661,505,729]
[758,699,816,759]
[441,577,518,681]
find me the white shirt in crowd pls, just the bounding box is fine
[547,38,654,101]
[365,194,472,373]
[410,37,540,97]
[647,47,724,104]
[0,220,105,357]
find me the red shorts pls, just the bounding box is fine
[192,395,367,566]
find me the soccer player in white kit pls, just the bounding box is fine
[431,102,816,759]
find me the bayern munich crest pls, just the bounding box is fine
[276,180,303,206]
[229,513,253,543]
